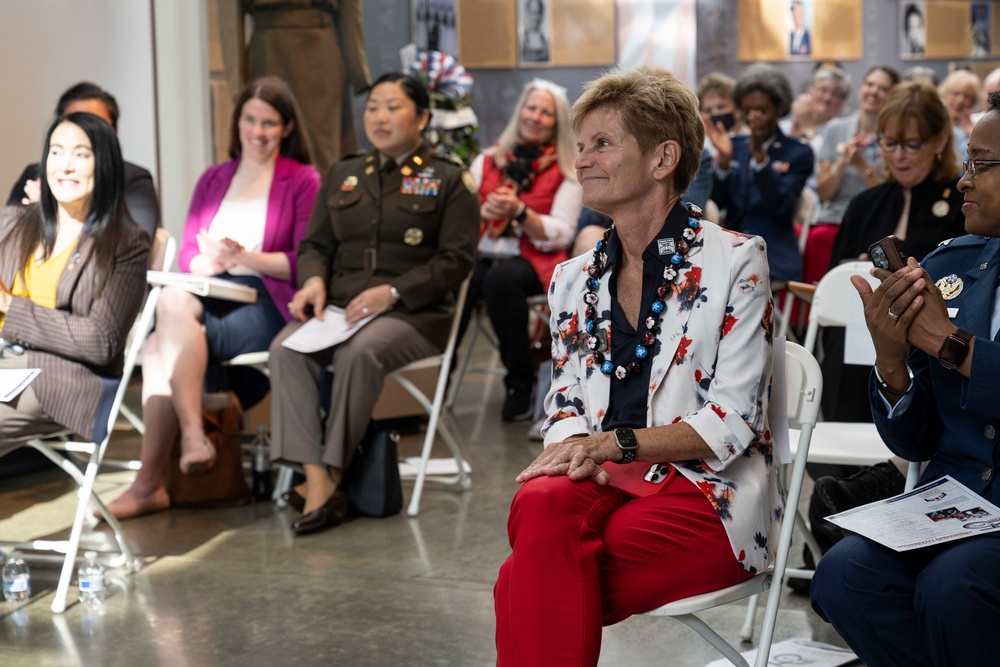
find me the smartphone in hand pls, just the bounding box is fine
[868,235,906,272]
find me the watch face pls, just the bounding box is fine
[614,428,638,450]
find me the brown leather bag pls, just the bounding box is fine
[165,391,252,507]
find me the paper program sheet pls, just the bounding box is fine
[280,307,376,354]
[0,368,41,403]
[826,475,1000,551]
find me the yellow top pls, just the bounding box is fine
[0,243,76,332]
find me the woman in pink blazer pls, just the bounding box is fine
[104,77,320,520]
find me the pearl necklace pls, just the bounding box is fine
[585,202,702,381]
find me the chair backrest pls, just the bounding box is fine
[754,340,822,665]
[802,260,870,353]
[150,227,176,272]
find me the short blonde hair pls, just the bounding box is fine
[571,68,704,194]
[696,72,736,108]
[939,69,982,105]
[878,81,960,182]
[494,79,577,181]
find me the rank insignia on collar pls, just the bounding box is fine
[400,165,413,176]
[340,175,358,192]
[365,165,375,175]
[936,274,964,300]
[412,155,423,165]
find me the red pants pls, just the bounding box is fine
[494,472,752,666]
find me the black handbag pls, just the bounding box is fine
[343,423,403,517]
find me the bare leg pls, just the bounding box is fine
[102,333,174,519]
[153,287,215,471]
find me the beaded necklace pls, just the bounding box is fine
[585,202,702,381]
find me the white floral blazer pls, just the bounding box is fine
[542,220,780,574]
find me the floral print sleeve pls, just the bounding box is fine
[679,234,773,472]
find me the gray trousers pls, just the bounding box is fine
[268,316,437,470]
[0,354,63,458]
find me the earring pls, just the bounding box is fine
[935,152,942,162]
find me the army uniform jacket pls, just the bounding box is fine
[297,144,480,349]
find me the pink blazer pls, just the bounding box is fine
[178,155,320,322]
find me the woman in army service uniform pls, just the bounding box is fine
[268,72,480,535]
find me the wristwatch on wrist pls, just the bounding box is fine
[938,328,972,370]
[514,202,528,223]
[613,427,638,464]
[389,285,401,302]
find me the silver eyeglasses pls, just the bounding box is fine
[963,159,1000,177]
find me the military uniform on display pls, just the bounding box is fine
[244,0,372,174]
[269,143,479,471]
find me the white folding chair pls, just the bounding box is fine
[117,228,177,437]
[800,260,870,355]
[0,255,166,613]
[644,341,822,667]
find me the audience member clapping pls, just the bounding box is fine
[102,76,320,520]
[711,63,814,282]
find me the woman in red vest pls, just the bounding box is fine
[462,79,582,421]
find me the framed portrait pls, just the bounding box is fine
[519,0,553,66]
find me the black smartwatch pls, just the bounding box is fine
[938,328,972,370]
[614,427,638,464]
[514,203,528,223]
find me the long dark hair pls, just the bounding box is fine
[228,76,312,164]
[3,112,130,296]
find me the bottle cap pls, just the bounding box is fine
[84,551,97,560]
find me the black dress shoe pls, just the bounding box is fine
[280,489,306,513]
[291,488,348,535]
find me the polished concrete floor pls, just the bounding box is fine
[0,338,854,667]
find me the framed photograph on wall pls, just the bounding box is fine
[901,1,926,58]
[413,0,458,57]
[519,0,553,65]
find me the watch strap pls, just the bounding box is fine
[938,328,972,370]
[614,427,638,464]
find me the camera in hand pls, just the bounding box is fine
[868,235,907,272]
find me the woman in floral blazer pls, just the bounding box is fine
[494,70,778,666]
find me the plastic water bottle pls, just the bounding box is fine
[251,425,274,501]
[2,551,31,602]
[77,551,106,608]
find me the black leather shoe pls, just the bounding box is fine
[502,386,533,422]
[814,461,906,516]
[280,489,306,513]
[291,488,348,536]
